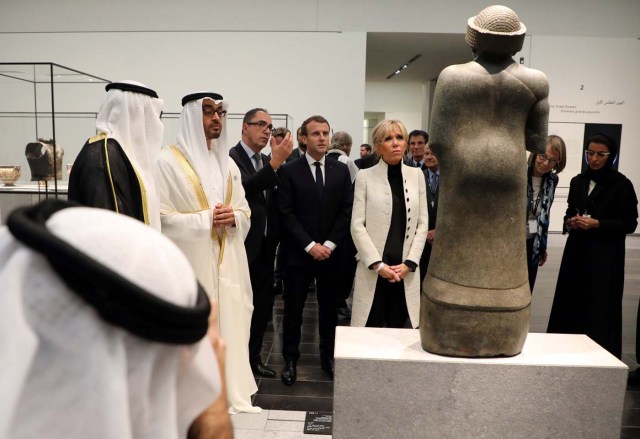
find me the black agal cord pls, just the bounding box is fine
[7,200,210,345]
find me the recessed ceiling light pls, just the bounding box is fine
[386,54,421,79]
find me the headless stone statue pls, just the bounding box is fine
[420,5,549,357]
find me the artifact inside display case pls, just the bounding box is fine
[25,138,64,181]
[0,165,21,186]
[0,62,110,195]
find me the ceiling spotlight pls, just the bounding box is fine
[386,54,422,79]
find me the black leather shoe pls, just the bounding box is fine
[251,361,276,378]
[321,359,334,380]
[281,361,297,385]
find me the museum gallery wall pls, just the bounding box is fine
[0,2,638,235]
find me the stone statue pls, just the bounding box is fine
[420,5,549,357]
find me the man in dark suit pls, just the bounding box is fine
[229,108,293,378]
[285,126,307,163]
[420,142,440,284]
[354,149,379,170]
[277,115,353,385]
[406,129,429,170]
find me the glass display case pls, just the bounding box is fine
[0,64,295,223]
[0,62,110,223]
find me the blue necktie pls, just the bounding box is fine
[430,172,439,192]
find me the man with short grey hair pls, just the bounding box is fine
[229,108,293,379]
[327,131,358,182]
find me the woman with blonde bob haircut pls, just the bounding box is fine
[350,120,429,328]
[525,134,567,291]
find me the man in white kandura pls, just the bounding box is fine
[0,200,226,439]
[156,92,260,414]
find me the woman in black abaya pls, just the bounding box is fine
[547,134,638,358]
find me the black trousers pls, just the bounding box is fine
[333,237,357,304]
[419,242,432,286]
[248,239,276,364]
[282,261,338,364]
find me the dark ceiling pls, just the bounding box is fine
[366,32,474,83]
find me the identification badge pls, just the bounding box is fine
[528,220,537,234]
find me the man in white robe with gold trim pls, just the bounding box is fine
[156,92,259,414]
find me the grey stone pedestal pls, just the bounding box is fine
[333,328,627,439]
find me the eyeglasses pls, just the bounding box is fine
[585,150,610,158]
[202,107,227,118]
[246,121,275,134]
[537,154,559,165]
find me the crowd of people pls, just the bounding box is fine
[2,79,637,437]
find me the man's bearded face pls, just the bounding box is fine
[202,99,224,141]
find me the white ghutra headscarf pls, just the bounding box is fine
[0,202,220,439]
[95,80,164,230]
[176,92,230,207]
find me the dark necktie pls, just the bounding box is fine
[314,162,324,198]
[254,153,267,235]
[430,172,439,192]
[252,153,263,172]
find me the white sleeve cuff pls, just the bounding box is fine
[323,240,337,251]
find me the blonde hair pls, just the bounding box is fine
[527,134,567,174]
[371,120,409,156]
[547,135,567,173]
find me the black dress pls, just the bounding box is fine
[366,161,409,328]
[547,169,638,358]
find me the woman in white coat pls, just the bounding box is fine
[350,120,429,328]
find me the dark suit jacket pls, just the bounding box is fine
[277,155,354,268]
[229,142,280,265]
[405,156,428,171]
[423,169,439,230]
[285,148,303,163]
[354,153,379,170]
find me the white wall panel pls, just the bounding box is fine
[1,1,638,36]
[318,0,640,36]
[0,31,366,153]
[0,0,319,32]
[365,81,427,132]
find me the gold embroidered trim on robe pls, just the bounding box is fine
[169,145,209,210]
[96,133,119,215]
[99,132,149,224]
[169,145,234,265]
[218,173,233,265]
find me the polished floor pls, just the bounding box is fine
[232,234,640,438]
